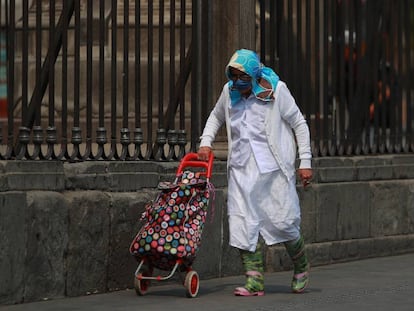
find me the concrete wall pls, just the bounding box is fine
[1,155,414,305]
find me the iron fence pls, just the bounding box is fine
[259,0,414,155]
[0,0,210,161]
[0,0,413,161]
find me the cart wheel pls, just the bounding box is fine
[184,270,199,298]
[134,273,150,296]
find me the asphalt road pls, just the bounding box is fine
[2,253,414,311]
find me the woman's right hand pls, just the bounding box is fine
[197,146,212,161]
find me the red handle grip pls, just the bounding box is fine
[176,152,214,178]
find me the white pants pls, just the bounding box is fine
[227,153,301,252]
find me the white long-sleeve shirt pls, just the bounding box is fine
[229,94,280,173]
[200,81,312,180]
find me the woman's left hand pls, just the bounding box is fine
[298,168,313,187]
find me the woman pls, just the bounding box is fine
[198,49,312,296]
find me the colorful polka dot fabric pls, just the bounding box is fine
[130,171,211,270]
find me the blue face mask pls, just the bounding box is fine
[233,79,252,91]
[252,66,279,101]
[253,83,274,101]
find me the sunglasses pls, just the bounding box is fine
[229,72,252,82]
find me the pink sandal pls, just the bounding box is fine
[234,287,265,296]
[234,271,265,296]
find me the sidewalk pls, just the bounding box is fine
[2,253,414,311]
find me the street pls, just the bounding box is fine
[2,253,414,311]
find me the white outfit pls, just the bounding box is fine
[200,81,312,252]
[229,95,279,173]
[228,153,301,251]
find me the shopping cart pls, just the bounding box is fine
[129,152,214,298]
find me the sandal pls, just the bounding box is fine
[291,265,310,293]
[234,286,265,296]
[234,271,265,296]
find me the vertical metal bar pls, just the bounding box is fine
[200,0,211,127]
[305,0,313,154]
[120,0,130,160]
[322,0,329,156]
[286,0,292,83]
[0,3,5,157]
[337,0,346,154]
[389,1,398,153]
[99,0,105,127]
[87,0,93,135]
[0,0,4,158]
[68,0,82,159]
[180,0,186,132]
[199,0,212,148]
[123,0,129,129]
[21,0,35,159]
[22,0,28,123]
[60,0,69,159]
[378,1,388,153]
[290,0,297,100]
[45,0,56,160]
[135,0,141,127]
[278,0,284,71]
[352,0,364,154]
[74,0,80,127]
[330,0,337,153]
[278,1,286,78]
[165,0,177,160]
[133,0,143,160]
[154,0,166,160]
[410,0,414,152]
[370,2,382,154]
[259,0,266,63]
[111,0,118,159]
[314,0,321,156]
[158,0,164,129]
[49,0,55,127]
[296,0,302,113]
[146,0,154,159]
[82,0,93,159]
[376,1,385,154]
[95,0,106,160]
[393,1,402,152]
[168,0,176,127]
[35,0,42,127]
[191,0,201,152]
[6,0,15,158]
[269,0,278,70]
[346,0,356,152]
[176,0,188,158]
[11,1,30,160]
[404,0,412,151]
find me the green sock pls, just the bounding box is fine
[239,243,264,292]
[284,235,309,274]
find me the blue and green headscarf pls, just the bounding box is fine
[226,49,279,105]
[225,49,262,81]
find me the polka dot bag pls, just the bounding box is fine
[130,170,213,270]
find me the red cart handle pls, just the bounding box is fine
[176,152,214,179]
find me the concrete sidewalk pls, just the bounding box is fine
[2,253,414,311]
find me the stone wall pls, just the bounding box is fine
[1,155,414,305]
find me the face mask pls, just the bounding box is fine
[253,83,274,101]
[233,79,252,91]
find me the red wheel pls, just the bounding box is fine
[134,273,151,296]
[184,270,199,298]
